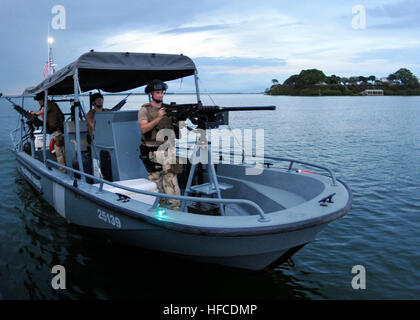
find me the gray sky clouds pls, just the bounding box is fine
[0,0,419,94]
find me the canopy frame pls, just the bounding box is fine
[23,51,197,96]
[21,51,200,178]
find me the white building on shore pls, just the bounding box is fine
[361,89,384,96]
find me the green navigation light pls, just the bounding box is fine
[156,208,166,217]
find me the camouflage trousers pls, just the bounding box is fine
[148,149,181,210]
[53,130,66,173]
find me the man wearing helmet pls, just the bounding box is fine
[86,92,105,136]
[30,92,66,173]
[138,79,181,211]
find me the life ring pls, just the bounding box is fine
[49,137,56,154]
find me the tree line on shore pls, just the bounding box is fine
[266,68,420,96]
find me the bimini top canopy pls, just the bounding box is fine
[23,51,196,95]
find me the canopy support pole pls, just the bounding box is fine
[194,71,201,103]
[73,68,85,181]
[42,89,48,165]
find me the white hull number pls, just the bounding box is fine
[97,209,121,228]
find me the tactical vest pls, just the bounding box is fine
[46,101,64,134]
[141,103,175,145]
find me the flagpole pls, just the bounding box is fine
[46,22,55,77]
[47,22,50,70]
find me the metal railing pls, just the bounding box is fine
[263,156,337,186]
[45,159,271,222]
[176,146,337,186]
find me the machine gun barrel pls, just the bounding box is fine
[162,103,276,112]
[111,92,132,111]
[5,96,44,128]
[198,105,276,112]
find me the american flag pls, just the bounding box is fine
[43,61,52,78]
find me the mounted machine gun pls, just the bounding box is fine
[158,101,277,215]
[5,96,43,137]
[162,101,276,129]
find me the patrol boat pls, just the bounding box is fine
[9,51,352,271]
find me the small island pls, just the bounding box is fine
[266,68,420,96]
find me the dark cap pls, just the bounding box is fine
[34,92,46,101]
[91,92,104,101]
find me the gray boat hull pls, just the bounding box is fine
[14,150,351,271]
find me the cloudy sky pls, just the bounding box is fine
[0,0,419,94]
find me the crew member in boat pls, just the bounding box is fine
[86,92,107,137]
[138,79,182,211]
[30,92,66,173]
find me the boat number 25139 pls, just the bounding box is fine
[97,209,121,228]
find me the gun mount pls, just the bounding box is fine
[162,102,276,129]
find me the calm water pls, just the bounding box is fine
[0,94,419,300]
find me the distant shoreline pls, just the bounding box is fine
[266,68,420,96]
[266,85,420,96]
